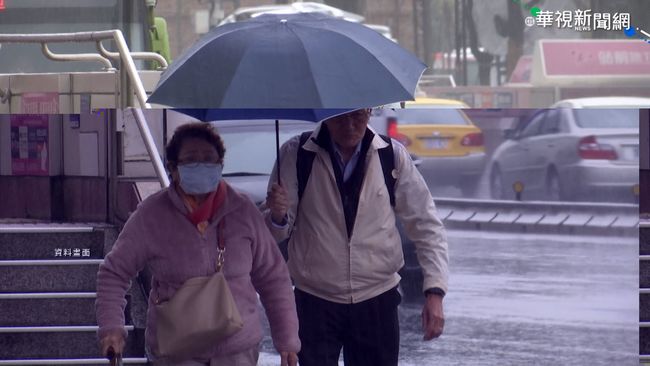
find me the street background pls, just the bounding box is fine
[256,230,638,365]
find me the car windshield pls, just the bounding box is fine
[573,109,638,129]
[213,120,314,175]
[395,109,469,125]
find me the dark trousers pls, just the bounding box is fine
[295,287,401,366]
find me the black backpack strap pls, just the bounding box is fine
[377,134,397,207]
[297,131,396,207]
[296,131,316,203]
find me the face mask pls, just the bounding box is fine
[177,163,223,195]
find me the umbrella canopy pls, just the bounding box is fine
[148,12,426,110]
[176,108,353,123]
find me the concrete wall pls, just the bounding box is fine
[641,109,650,214]
[0,71,161,115]
[62,113,108,177]
[642,109,649,171]
[121,109,199,178]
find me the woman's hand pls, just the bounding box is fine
[280,351,298,366]
[99,329,125,358]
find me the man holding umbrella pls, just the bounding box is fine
[264,108,448,365]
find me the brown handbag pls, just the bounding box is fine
[155,220,244,358]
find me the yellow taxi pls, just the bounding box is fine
[390,97,486,196]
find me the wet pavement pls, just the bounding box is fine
[258,230,637,365]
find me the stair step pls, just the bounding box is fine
[642,258,650,288]
[0,261,103,292]
[0,327,145,359]
[0,358,148,365]
[642,227,650,255]
[0,294,99,326]
[643,327,650,355]
[0,231,105,260]
[642,293,650,322]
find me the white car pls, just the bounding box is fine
[551,96,650,109]
[489,99,642,202]
[218,2,364,26]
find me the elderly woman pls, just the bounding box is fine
[96,123,300,366]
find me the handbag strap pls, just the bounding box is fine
[216,219,225,272]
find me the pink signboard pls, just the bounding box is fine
[541,40,650,76]
[10,115,49,176]
[21,92,59,114]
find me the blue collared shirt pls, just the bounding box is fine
[330,138,362,182]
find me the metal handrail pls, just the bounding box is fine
[131,108,170,187]
[0,226,94,233]
[641,289,650,295]
[0,30,168,188]
[41,43,113,70]
[0,259,103,266]
[0,325,134,333]
[642,355,650,362]
[96,41,168,69]
[641,322,650,328]
[642,255,650,261]
[0,292,97,299]
[0,358,148,365]
[0,31,149,108]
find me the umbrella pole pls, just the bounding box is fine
[275,119,281,185]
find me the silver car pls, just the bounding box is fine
[213,119,314,204]
[489,108,639,202]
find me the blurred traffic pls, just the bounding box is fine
[381,100,486,197]
[189,98,644,206]
[366,98,644,203]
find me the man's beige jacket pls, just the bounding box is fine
[264,123,448,304]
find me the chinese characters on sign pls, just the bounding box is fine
[21,93,59,114]
[598,49,650,66]
[540,40,650,76]
[533,10,630,31]
[54,248,92,257]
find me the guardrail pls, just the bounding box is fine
[433,197,638,236]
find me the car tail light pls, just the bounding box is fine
[387,117,411,146]
[578,135,618,160]
[461,132,484,147]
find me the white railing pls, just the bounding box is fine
[0,359,147,365]
[0,325,133,333]
[0,259,104,266]
[0,30,169,188]
[0,292,97,299]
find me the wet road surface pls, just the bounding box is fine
[258,230,637,365]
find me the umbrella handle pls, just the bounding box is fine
[276,119,281,185]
